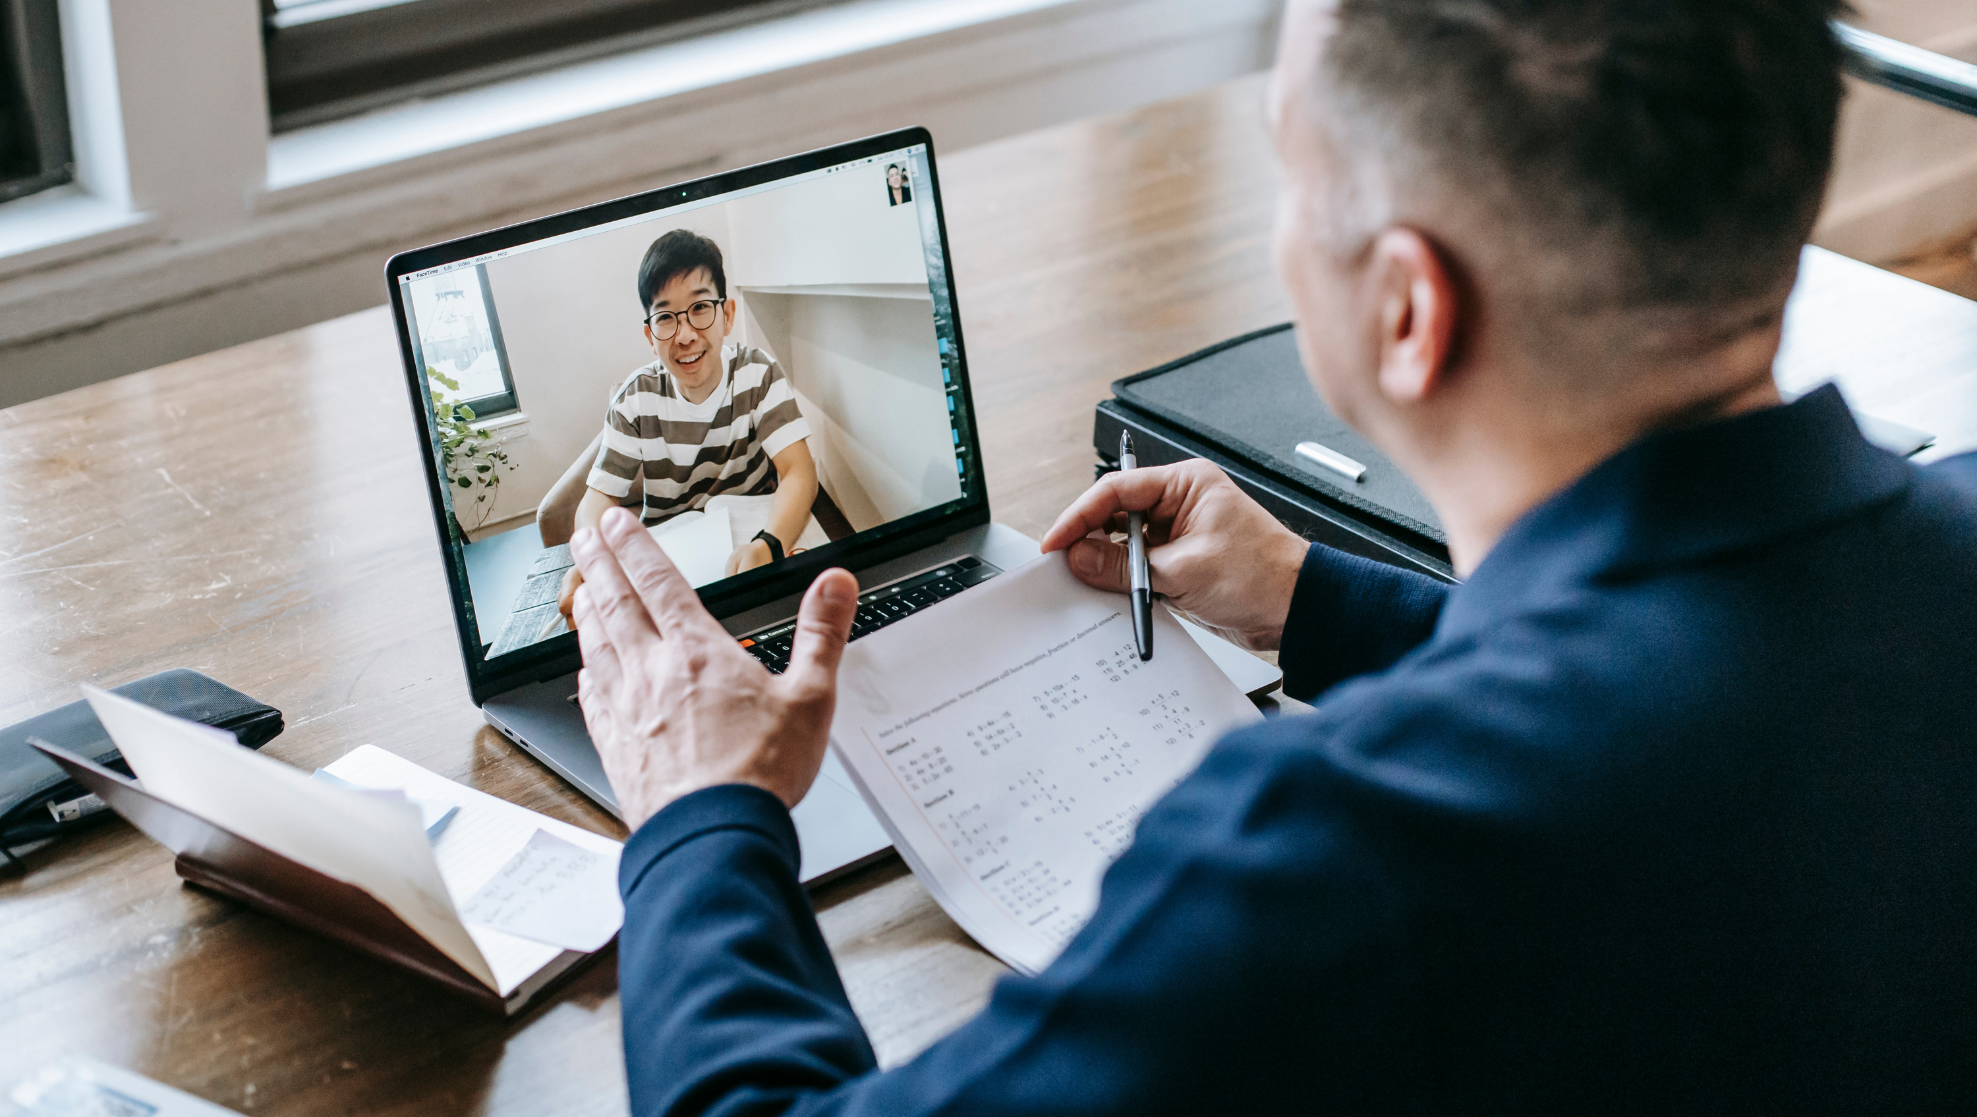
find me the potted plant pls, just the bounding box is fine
[428,367,516,535]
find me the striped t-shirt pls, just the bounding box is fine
[587,345,811,526]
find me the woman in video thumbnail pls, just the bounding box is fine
[558,229,818,617]
[886,163,912,206]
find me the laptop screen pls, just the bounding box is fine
[389,134,979,670]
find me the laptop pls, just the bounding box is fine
[385,128,1280,885]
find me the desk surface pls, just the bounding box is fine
[3,73,1974,1114]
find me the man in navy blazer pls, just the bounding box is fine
[564,0,1977,1111]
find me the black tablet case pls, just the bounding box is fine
[1110,323,1445,545]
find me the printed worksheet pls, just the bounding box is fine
[831,556,1263,975]
[323,745,625,994]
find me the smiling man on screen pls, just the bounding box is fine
[558,229,818,618]
[565,1,1977,1112]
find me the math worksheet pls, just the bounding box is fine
[831,556,1263,975]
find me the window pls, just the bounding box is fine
[0,0,71,203]
[407,265,520,418]
[261,0,800,132]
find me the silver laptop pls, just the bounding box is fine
[386,129,1279,885]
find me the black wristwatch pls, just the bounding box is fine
[752,530,785,562]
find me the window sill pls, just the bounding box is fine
[262,0,1083,201]
[0,187,156,281]
[479,410,532,438]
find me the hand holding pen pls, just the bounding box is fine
[1039,457,1313,655]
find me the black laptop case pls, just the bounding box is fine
[1095,323,1454,580]
[1,669,283,858]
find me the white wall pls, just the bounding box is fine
[731,159,960,531]
[743,290,958,531]
[726,160,929,288]
[0,0,1287,408]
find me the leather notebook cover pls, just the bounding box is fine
[1110,323,1446,544]
[28,741,601,1016]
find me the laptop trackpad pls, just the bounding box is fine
[489,683,891,883]
[792,750,892,882]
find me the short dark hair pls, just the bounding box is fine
[1320,0,1845,312]
[636,229,726,312]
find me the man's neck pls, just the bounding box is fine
[1414,362,1782,577]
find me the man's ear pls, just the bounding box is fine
[643,321,660,355]
[1369,228,1460,405]
[722,298,737,333]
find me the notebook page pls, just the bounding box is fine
[81,688,496,990]
[323,745,624,995]
[829,557,1263,975]
[649,502,734,588]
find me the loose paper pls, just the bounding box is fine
[704,492,831,552]
[830,556,1264,975]
[649,503,734,587]
[322,744,624,994]
[311,768,458,837]
[647,496,831,586]
[459,828,623,952]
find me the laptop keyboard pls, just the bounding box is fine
[739,556,1000,674]
[565,555,1001,705]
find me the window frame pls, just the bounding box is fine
[0,0,73,203]
[260,0,812,132]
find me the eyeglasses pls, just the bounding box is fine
[644,300,721,340]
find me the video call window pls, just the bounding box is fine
[399,148,967,660]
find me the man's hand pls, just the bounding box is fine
[558,565,584,622]
[569,506,859,830]
[1040,458,1308,651]
[724,538,775,577]
[561,488,633,622]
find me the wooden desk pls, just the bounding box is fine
[4,73,1974,1114]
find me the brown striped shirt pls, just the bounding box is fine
[587,345,810,526]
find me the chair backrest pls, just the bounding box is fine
[536,432,606,548]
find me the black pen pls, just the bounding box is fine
[1120,431,1153,660]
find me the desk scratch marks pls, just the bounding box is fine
[155,468,210,515]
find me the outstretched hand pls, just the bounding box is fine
[1040,458,1308,652]
[569,506,858,830]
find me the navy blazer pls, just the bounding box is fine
[617,385,1977,1114]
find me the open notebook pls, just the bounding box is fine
[31,689,623,1016]
[829,557,1264,975]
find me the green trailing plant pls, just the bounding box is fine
[428,366,516,533]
